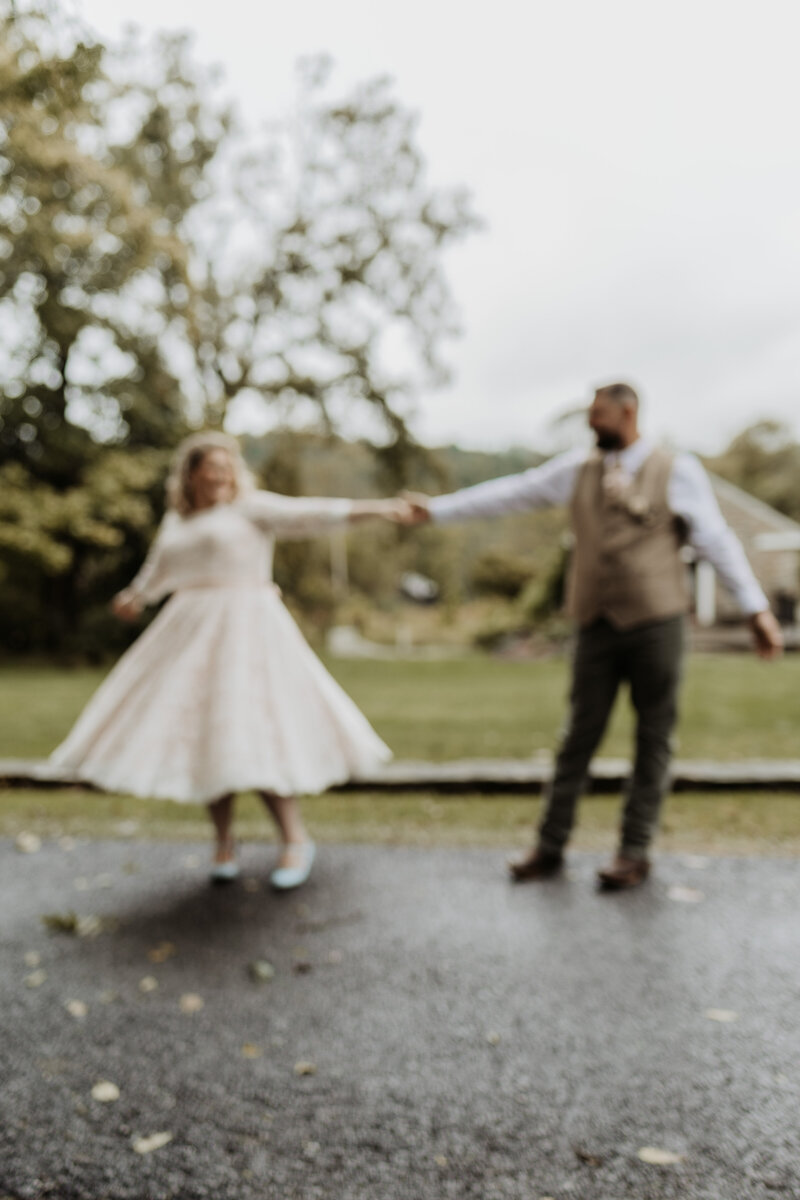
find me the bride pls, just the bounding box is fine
[50,431,406,890]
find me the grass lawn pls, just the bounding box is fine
[1,654,799,854]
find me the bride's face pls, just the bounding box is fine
[190,447,236,510]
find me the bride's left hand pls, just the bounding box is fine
[350,498,414,523]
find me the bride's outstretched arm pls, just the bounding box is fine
[241,491,411,537]
[111,514,177,619]
[348,498,412,523]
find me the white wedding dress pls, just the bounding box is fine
[50,491,391,803]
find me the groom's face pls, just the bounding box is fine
[588,393,628,451]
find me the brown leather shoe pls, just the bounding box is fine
[508,846,564,882]
[597,855,650,890]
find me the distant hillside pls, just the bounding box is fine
[241,431,545,497]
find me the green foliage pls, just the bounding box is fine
[469,549,539,598]
[0,10,198,469]
[705,421,800,522]
[0,448,169,654]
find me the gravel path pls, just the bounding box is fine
[2,837,798,1199]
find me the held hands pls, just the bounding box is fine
[349,496,430,524]
[397,491,432,525]
[749,610,783,660]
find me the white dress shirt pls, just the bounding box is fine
[429,437,768,615]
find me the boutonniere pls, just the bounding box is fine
[625,493,654,523]
[601,463,631,504]
[602,464,654,523]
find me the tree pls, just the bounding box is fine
[0,4,236,650]
[0,6,480,654]
[184,55,480,482]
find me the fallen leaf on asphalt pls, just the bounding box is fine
[294,1061,316,1076]
[99,989,117,1004]
[575,1147,605,1166]
[91,1081,120,1103]
[76,915,105,937]
[41,912,108,937]
[23,951,41,968]
[139,976,158,993]
[637,1146,684,1165]
[241,1043,263,1058]
[132,1132,173,1155]
[179,993,204,1014]
[248,960,275,983]
[16,832,42,854]
[667,886,705,904]
[25,969,47,988]
[147,942,176,964]
[434,1155,448,1168]
[486,1031,501,1045]
[303,1141,320,1159]
[704,1008,738,1023]
[66,999,88,1019]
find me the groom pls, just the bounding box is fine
[403,383,783,888]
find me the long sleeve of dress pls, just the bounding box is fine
[120,514,178,607]
[239,491,354,539]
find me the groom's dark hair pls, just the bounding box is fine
[595,382,639,409]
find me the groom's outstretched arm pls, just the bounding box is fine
[401,447,586,526]
[669,453,783,659]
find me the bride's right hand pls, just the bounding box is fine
[111,591,142,622]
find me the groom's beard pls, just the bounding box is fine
[594,430,625,451]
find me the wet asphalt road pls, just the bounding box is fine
[1,837,799,1200]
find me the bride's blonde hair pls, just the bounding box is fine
[165,431,255,516]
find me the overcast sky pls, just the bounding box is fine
[76,0,800,456]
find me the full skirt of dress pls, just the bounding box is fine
[50,586,391,803]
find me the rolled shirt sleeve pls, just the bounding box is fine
[429,448,586,523]
[669,454,769,615]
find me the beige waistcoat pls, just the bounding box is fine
[566,447,690,630]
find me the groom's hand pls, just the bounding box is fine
[399,491,432,525]
[749,610,783,660]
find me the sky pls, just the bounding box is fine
[74,0,800,456]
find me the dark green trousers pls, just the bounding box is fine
[538,615,685,860]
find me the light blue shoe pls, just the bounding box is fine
[210,860,241,885]
[270,842,316,891]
